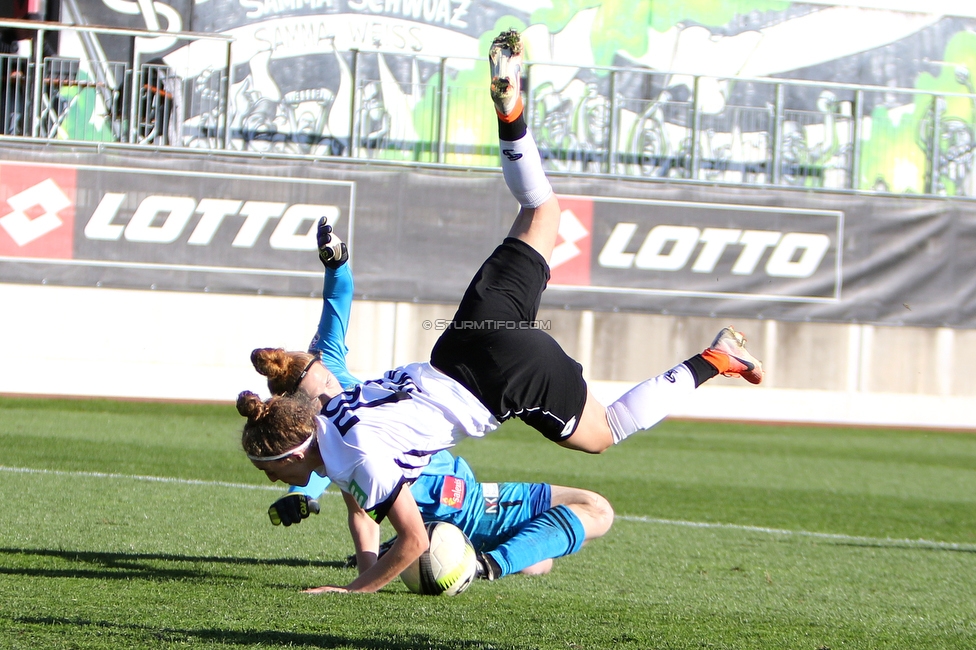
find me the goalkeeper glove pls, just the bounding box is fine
[317,217,348,270]
[269,493,320,526]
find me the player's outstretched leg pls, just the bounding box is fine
[702,326,764,385]
[566,326,765,453]
[490,28,561,264]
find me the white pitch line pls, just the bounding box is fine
[0,465,283,492]
[4,465,973,552]
[617,515,976,552]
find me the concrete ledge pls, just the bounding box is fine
[2,283,972,430]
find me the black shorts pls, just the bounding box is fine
[430,237,587,441]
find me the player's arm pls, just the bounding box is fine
[341,490,381,574]
[305,486,428,594]
[309,219,358,390]
[313,264,354,381]
[286,471,331,500]
[268,218,351,523]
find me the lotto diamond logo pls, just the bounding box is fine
[0,165,76,258]
[549,197,592,286]
[1,179,70,245]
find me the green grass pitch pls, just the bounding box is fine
[1,395,975,649]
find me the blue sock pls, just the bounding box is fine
[486,505,586,578]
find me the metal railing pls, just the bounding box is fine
[0,20,231,146]
[3,20,976,198]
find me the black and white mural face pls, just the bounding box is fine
[52,0,976,195]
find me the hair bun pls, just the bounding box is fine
[251,348,290,381]
[236,391,267,420]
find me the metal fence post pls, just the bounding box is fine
[606,69,617,175]
[690,76,702,180]
[928,94,942,194]
[436,57,447,163]
[221,40,232,150]
[850,89,863,190]
[771,83,784,185]
[127,35,139,144]
[346,49,359,158]
[29,28,45,138]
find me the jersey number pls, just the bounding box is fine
[322,374,416,436]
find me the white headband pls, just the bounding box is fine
[246,432,315,462]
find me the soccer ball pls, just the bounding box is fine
[400,522,477,596]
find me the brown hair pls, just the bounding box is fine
[237,390,318,458]
[250,348,315,396]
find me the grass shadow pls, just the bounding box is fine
[13,616,531,650]
[0,546,346,583]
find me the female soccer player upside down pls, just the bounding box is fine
[238,29,764,593]
[257,219,614,584]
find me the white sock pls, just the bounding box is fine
[500,130,553,208]
[605,363,697,444]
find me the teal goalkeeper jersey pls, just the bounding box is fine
[408,453,550,552]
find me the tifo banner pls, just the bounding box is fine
[0,148,975,328]
[44,0,976,196]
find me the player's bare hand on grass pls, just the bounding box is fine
[304,585,352,594]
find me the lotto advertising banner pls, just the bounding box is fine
[548,196,842,303]
[542,187,976,328]
[1,151,975,328]
[0,158,354,295]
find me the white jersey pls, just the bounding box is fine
[315,362,499,520]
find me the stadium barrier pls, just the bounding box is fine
[2,20,976,197]
[1,145,973,329]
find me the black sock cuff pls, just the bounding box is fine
[497,112,527,141]
[683,354,719,388]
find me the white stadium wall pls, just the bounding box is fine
[2,282,973,430]
[3,1,976,430]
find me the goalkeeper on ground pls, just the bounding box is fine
[260,219,613,582]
